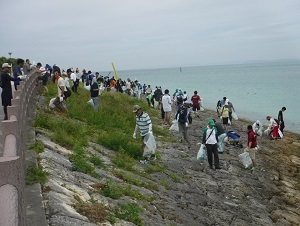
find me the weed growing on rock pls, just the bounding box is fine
[89,154,105,168]
[114,203,144,226]
[29,140,45,154]
[169,173,181,183]
[69,145,95,174]
[26,164,48,186]
[111,151,136,171]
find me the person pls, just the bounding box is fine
[191,91,201,118]
[88,77,101,111]
[13,58,24,90]
[1,63,21,120]
[266,116,279,139]
[146,92,154,107]
[132,105,155,163]
[23,59,31,76]
[161,89,172,126]
[125,78,131,95]
[36,62,50,93]
[182,91,188,102]
[246,125,257,172]
[175,99,189,143]
[154,86,163,109]
[67,69,78,94]
[278,107,286,133]
[49,96,66,113]
[202,119,221,169]
[53,67,66,99]
[216,97,226,116]
[145,85,152,96]
[213,119,227,153]
[220,102,229,130]
[226,99,236,124]
[252,120,263,136]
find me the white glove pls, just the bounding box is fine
[220,116,222,119]
[132,133,136,139]
[185,122,189,127]
[60,97,64,102]
[148,130,152,134]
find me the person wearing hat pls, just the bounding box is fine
[1,63,21,120]
[202,119,221,169]
[132,105,155,163]
[175,99,189,143]
[266,116,279,139]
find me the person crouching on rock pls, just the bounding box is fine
[202,120,221,170]
[246,125,258,172]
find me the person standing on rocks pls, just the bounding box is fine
[278,107,286,133]
[161,89,172,127]
[1,63,21,120]
[246,125,257,172]
[175,99,189,143]
[132,105,155,163]
[191,91,201,118]
[202,119,221,169]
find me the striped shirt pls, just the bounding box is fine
[136,112,152,136]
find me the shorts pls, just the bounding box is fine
[164,111,171,118]
[192,105,200,111]
[222,117,229,125]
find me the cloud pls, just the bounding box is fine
[1,0,300,70]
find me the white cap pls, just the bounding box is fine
[2,63,12,68]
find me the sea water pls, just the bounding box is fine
[116,61,300,134]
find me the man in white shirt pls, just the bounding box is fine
[161,89,172,126]
[67,68,78,94]
[54,69,65,98]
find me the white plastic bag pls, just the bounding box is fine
[144,133,156,155]
[257,126,264,136]
[218,133,227,153]
[169,120,179,132]
[197,144,207,161]
[238,151,252,169]
[200,106,205,111]
[278,129,283,138]
[232,111,238,120]
[263,128,270,136]
[87,99,94,107]
[84,84,91,91]
[228,118,231,125]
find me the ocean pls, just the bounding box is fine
[115,61,300,134]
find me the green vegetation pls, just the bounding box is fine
[35,82,168,160]
[73,196,107,223]
[89,154,105,168]
[169,173,181,183]
[26,164,48,186]
[113,170,159,191]
[69,145,95,174]
[99,180,150,201]
[29,140,45,154]
[114,203,144,226]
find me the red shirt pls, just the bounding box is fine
[191,94,200,106]
[248,130,257,148]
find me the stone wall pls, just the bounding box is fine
[0,71,38,226]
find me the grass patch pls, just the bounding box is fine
[73,196,107,223]
[114,203,144,226]
[144,161,166,174]
[111,151,136,171]
[114,170,158,191]
[26,164,48,186]
[159,178,171,190]
[99,180,150,201]
[89,154,105,168]
[69,145,95,174]
[29,140,45,154]
[169,173,181,183]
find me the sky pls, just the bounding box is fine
[1,0,300,71]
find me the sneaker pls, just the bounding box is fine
[215,166,222,170]
[150,156,157,161]
[251,167,257,171]
[139,159,148,164]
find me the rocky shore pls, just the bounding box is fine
[33,101,300,226]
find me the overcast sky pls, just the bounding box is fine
[1,0,299,71]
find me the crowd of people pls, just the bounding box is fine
[1,60,287,170]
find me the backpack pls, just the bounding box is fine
[64,87,72,97]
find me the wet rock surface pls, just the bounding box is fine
[37,109,300,225]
